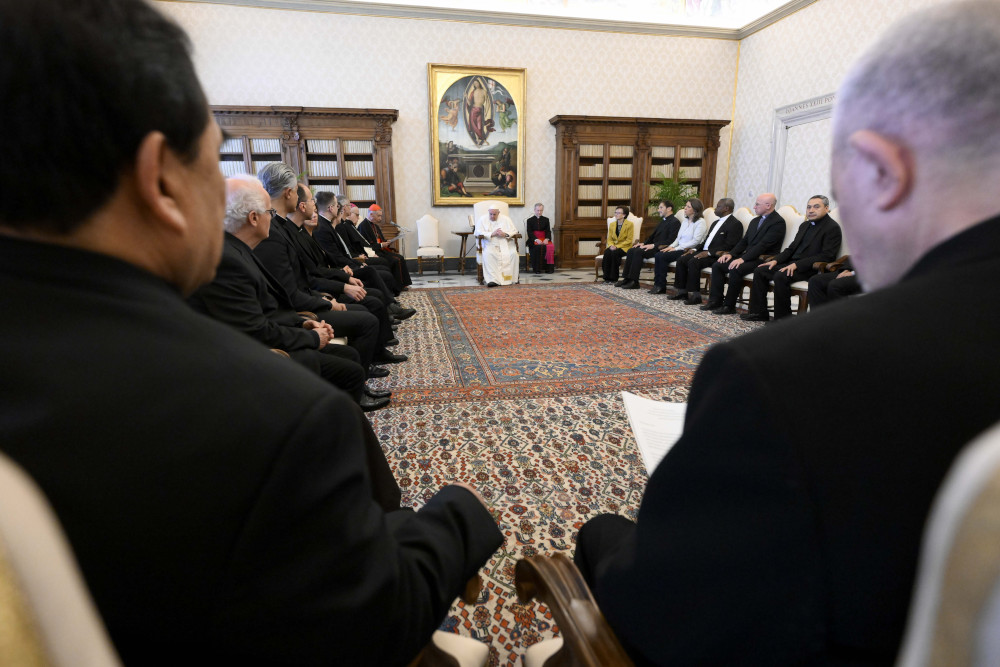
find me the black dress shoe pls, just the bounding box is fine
[533,270,542,274]
[603,279,615,283]
[390,305,416,320]
[360,394,390,412]
[368,365,390,378]
[648,286,666,294]
[364,386,392,399]
[487,281,499,287]
[684,294,703,305]
[390,323,399,331]
[668,292,688,300]
[375,350,408,364]
[699,301,721,311]
[622,281,639,289]
[740,312,769,322]
[385,337,399,347]
[545,267,554,274]
[712,305,736,315]
[614,280,628,287]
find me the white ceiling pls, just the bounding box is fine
[183,0,820,38]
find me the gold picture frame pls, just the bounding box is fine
[428,63,525,206]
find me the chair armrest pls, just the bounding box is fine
[297,311,318,321]
[270,349,291,359]
[515,554,633,666]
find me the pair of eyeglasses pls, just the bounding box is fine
[264,208,277,217]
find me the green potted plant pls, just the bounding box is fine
[648,169,699,215]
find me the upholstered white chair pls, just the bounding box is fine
[594,211,643,280]
[897,420,1000,667]
[415,214,445,274]
[472,200,519,284]
[703,206,718,225]
[0,452,122,666]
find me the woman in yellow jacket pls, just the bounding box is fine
[601,205,635,282]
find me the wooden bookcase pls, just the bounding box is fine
[550,115,730,268]
[212,106,399,225]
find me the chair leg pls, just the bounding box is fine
[418,256,423,275]
[439,255,444,274]
[477,263,484,285]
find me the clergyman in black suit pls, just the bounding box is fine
[358,203,412,287]
[742,195,842,322]
[702,193,786,315]
[574,3,1000,663]
[525,202,555,273]
[807,258,863,308]
[667,197,744,304]
[617,200,680,289]
[0,1,503,663]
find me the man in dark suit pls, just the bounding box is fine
[0,1,503,664]
[313,191,413,320]
[575,2,1000,663]
[807,258,862,308]
[701,193,786,314]
[742,195,842,322]
[617,200,680,289]
[340,199,405,294]
[525,202,555,274]
[358,203,412,287]
[188,176,389,411]
[255,162,405,370]
[667,197,743,304]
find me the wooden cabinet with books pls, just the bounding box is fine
[211,106,398,225]
[549,115,729,268]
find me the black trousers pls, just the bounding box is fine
[353,263,398,301]
[652,249,687,287]
[368,260,402,295]
[316,306,380,370]
[309,276,393,346]
[622,246,657,281]
[289,345,365,401]
[376,249,412,286]
[673,252,717,294]
[807,272,862,309]
[709,258,762,308]
[748,264,818,319]
[602,247,627,281]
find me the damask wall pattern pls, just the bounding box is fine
[155,1,738,257]
[727,0,952,212]
[780,117,832,215]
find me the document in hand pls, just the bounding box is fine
[621,391,687,475]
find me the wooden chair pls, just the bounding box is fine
[408,576,490,667]
[515,553,633,666]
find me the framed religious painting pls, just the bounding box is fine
[428,64,526,206]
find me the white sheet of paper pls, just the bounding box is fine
[622,391,687,474]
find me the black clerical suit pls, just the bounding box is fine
[288,222,394,347]
[575,214,1000,666]
[0,235,503,665]
[672,214,744,296]
[525,215,554,273]
[188,233,366,400]
[314,214,400,303]
[359,217,412,286]
[747,213,842,319]
[707,211,786,309]
[337,220,403,294]
[255,214,380,369]
[621,214,680,282]
[808,258,862,308]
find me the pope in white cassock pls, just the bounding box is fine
[475,206,520,286]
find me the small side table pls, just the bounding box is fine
[452,231,477,275]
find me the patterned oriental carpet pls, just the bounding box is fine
[367,283,762,666]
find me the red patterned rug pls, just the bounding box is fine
[368,284,761,666]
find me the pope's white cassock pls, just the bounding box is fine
[475,209,520,285]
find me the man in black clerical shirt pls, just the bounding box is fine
[616,200,680,289]
[525,202,554,273]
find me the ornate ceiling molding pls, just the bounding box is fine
[165,0,820,40]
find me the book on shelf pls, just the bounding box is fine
[609,145,634,158]
[679,146,704,159]
[577,205,601,217]
[579,144,604,158]
[343,140,373,154]
[306,139,337,153]
[651,146,675,159]
[608,184,632,199]
[311,184,341,195]
[218,161,249,177]
[307,160,338,178]
[252,160,278,172]
[683,166,702,179]
[250,138,281,154]
[344,161,374,178]
[608,163,633,178]
[577,184,602,200]
[220,137,244,153]
[651,164,675,179]
[578,164,603,178]
[346,184,376,201]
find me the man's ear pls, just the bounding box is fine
[847,129,913,211]
[134,131,186,233]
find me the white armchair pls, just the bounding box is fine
[415,214,444,274]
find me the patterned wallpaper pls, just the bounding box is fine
[155,1,738,257]
[727,0,952,212]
